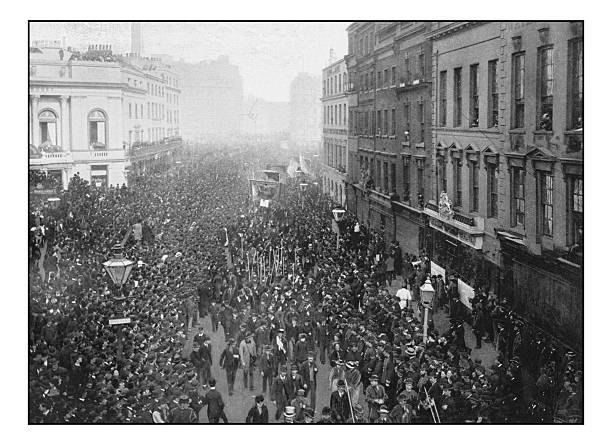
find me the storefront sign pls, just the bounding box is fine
[458,279,474,310]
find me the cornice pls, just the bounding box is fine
[425,22,486,41]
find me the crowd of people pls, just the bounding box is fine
[28,143,583,423]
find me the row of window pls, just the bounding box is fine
[350,30,376,58]
[438,38,583,132]
[323,72,347,97]
[129,101,178,123]
[357,153,583,245]
[349,103,425,142]
[324,177,344,206]
[352,53,425,94]
[324,103,347,126]
[324,141,346,171]
[35,109,108,148]
[439,60,499,129]
[35,108,179,151]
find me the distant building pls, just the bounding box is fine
[29,43,182,189]
[289,72,322,153]
[321,58,348,206]
[241,96,289,136]
[174,56,243,140]
[131,22,144,55]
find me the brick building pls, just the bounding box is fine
[427,21,583,348]
[345,22,433,254]
[342,21,583,348]
[321,57,349,205]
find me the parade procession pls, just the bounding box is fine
[28,141,582,424]
[27,20,584,427]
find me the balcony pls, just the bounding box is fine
[395,76,429,93]
[29,144,73,166]
[129,137,182,160]
[424,202,485,249]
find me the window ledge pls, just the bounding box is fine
[508,129,526,134]
[564,129,583,135]
[533,130,553,135]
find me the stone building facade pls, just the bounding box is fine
[321,58,349,206]
[343,21,583,348]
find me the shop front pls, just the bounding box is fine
[498,232,583,350]
[424,205,499,294]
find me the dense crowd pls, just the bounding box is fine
[28,144,582,423]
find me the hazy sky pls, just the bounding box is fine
[30,21,349,102]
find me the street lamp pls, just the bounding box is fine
[332,208,346,250]
[420,277,435,343]
[103,244,134,300]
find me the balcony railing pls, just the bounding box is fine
[129,137,182,157]
[396,76,429,92]
[424,202,476,226]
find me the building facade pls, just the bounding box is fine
[174,56,243,140]
[321,58,349,206]
[342,21,583,348]
[289,72,322,153]
[29,42,182,189]
[345,22,433,254]
[427,21,583,348]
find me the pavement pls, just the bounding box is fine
[182,276,498,423]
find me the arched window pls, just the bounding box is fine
[38,109,58,146]
[88,109,108,149]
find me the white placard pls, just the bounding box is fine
[109,317,131,325]
[458,279,474,310]
[430,261,446,280]
[260,199,270,208]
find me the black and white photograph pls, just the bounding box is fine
[15,5,601,436]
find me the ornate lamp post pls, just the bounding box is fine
[332,207,346,250]
[103,244,134,362]
[103,244,134,300]
[420,277,435,343]
[299,182,308,209]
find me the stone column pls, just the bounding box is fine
[31,95,40,146]
[60,95,70,151]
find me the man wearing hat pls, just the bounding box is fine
[168,395,198,423]
[330,380,352,423]
[329,359,346,393]
[299,351,318,410]
[202,379,228,423]
[345,361,362,407]
[288,364,305,401]
[301,407,315,424]
[365,374,387,423]
[219,338,241,395]
[272,328,288,376]
[239,332,257,391]
[294,332,310,365]
[290,388,310,422]
[271,368,292,421]
[245,394,269,423]
[259,345,275,396]
[390,393,413,423]
[375,405,391,423]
